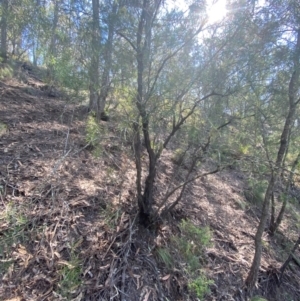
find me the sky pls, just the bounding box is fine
[206,0,227,23]
[170,0,228,24]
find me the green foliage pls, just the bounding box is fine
[174,220,211,273]
[171,148,185,165]
[245,178,268,206]
[50,51,87,93]
[0,202,28,275]
[175,220,211,273]
[155,247,174,269]
[188,273,213,300]
[286,203,300,230]
[250,297,268,301]
[85,113,105,155]
[160,220,214,299]
[234,198,248,211]
[57,253,82,299]
[101,203,123,230]
[180,220,211,248]
[0,122,8,137]
[0,62,13,80]
[112,86,138,143]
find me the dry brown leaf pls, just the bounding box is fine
[134,274,141,289]
[143,290,151,301]
[99,264,110,270]
[73,237,83,248]
[17,244,28,254]
[70,199,90,207]
[71,292,83,301]
[128,267,135,279]
[161,274,170,281]
[57,260,75,268]
[83,265,92,276]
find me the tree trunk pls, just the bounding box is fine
[269,152,300,235]
[1,0,8,61]
[279,236,300,283]
[98,1,118,119]
[48,0,59,79]
[245,174,275,290]
[133,120,143,213]
[246,28,300,291]
[89,0,101,116]
[134,0,156,226]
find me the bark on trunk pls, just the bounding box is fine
[1,0,8,61]
[89,0,100,116]
[134,0,156,226]
[245,175,275,289]
[98,1,117,118]
[133,120,143,212]
[47,0,59,79]
[279,236,300,283]
[269,152,300,235]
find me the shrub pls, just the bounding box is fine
[171,148,185,165]
[85,113,106,155]
[244,178,268,206]
[188,273,213,299]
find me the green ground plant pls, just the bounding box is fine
[0,202,28,276]
[245,178,268,207]
[0,122,8,137]
[250,297,268,301]
[0,61,13,79]
[85,113,105,155]
[176,220,211,266]
[101,202,123,230]
[171,148,185,165]
[286,203,300,230]
[188,273,214,299]
[57,252,82,299]
[172,220,213,299]
[155,247,174,269]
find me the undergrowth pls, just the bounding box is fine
[0,60,13,80]
[57,251,82,299]
[0,202,29,276]
[154,219,213,299]
[177,220,213,299]
[85,113,105,155]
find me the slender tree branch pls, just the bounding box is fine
[117,31,137,52]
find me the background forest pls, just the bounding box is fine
[0,0,300,300]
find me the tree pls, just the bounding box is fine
[47,0,60,79]
[246,19,300,293]
[0,0,8,60]
[88,0,101,114]
[117,0,241,226]
[269,152,300,235]
[97,0,119,119]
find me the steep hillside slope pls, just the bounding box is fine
[0,62,299,301]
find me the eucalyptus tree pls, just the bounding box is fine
[88,0,101,113]
[245,0,300,290]
[116,0,244,226]
[0,0,8,60]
